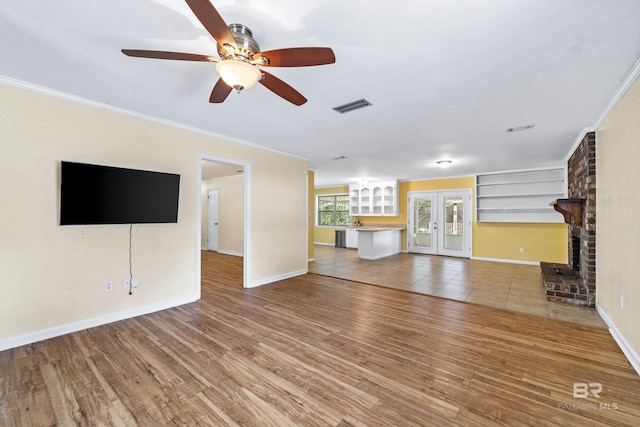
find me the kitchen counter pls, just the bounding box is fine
[353,226,404,232]
[353,226,405,260]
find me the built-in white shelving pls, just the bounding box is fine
[475,168,566,223]
[349,180,399,216]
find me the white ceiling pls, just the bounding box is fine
[2,1,639,186]
[201,159,244,180]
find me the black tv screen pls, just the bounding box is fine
[60,161,180,225]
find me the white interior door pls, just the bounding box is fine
[408,190,471,258]
[207,188,219,251]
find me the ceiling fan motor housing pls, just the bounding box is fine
[218,24,260,61]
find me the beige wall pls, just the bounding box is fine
[596,74,640,361]
[201,175,244,255]
[0,82,308,344]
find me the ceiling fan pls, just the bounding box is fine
[122,0,335,106]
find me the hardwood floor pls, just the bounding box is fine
[1,251,639,426]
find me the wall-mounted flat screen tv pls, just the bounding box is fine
[60,161,180,225]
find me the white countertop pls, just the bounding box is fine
[351,226,406,232]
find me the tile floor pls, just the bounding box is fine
[309,245,606,328]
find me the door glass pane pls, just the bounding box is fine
[413,198,432,248]
[443,197,463,250]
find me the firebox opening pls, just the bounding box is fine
[571,234,580,273]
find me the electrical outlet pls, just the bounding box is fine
[519,247,525,253]
[619,295,624,309]
[104,281,113,292]
[123,277,140,289]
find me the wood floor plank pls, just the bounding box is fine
[1,250,639,425]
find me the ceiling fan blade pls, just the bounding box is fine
[210,78,232,103]
[122,49,214,62]
[185,0,237,49]
[259,70,307,106]
[254,47,336,67]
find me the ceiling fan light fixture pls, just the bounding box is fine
[215,60,261,92]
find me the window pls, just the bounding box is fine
[317,194,351,226]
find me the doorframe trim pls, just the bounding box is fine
[197,154,251,291]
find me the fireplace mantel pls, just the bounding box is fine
[550,198,584,226]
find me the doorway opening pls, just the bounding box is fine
[407,189,471,258]
[198,156,250,290]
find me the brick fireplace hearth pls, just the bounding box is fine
[543,132,596,306]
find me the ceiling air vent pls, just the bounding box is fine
[506,123,535,133]
[333,98,372,114]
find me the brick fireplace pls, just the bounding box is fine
[542,132,596,306]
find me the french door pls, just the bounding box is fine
[407,190,471,258]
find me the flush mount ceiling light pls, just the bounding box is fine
[437,160,452,168]
[215,60,262,93]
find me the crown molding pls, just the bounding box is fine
[594,57,640,129]
[567,57,640,161]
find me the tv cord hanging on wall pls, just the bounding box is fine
[128,223,133,295]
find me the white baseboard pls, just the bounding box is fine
[0,295,198,352]
[596,304,640,376]
[308,258,315,262]
[247,268,307,288]
[313,242,335,246]
[471,256,540,266]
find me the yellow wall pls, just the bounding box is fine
[473,223,567,263]
[596,74,640,361]
[0,82,308,344]
[314,177,567,263]
[201,174,244,255]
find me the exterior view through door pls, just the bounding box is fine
[408,190,471,258]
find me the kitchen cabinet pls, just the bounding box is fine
[345,228,358,248]
[355,227,403,260]
[349,180,399,216]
